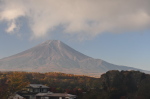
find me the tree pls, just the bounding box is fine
[5,72,29,99]
[0,76,9,99]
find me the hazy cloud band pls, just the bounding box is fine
[0,0,150,40]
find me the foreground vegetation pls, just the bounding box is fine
[1,70,150,99]
[83,70,150,99]
[0,71,99,99]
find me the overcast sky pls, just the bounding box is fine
[0,0,150,70]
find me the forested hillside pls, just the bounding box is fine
[83,70,150,99]
[1,71,150,99]
[0,72,100,99]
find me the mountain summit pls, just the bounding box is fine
[0,40,146,77]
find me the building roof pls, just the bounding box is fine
[27,84,49,88]
[36,93,76,97]
[9,94,25,99]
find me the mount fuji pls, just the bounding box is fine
[0,40,148,77]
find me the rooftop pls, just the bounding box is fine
[36,93,76,97]
[27,84,49,88]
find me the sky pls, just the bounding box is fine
[0,0,150,70]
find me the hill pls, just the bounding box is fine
[83,70,150,99]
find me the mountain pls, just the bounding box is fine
[0,40,148,77]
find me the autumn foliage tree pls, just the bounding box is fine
[0,72,29,99]
[0,76,9,99]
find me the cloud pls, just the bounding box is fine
[0,0,150,40]
[0,0,25,33]
[5,20,16,33]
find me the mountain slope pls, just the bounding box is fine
[0,40,147,77]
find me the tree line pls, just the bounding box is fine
[0,71,99,99]
[1,70,150,99]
